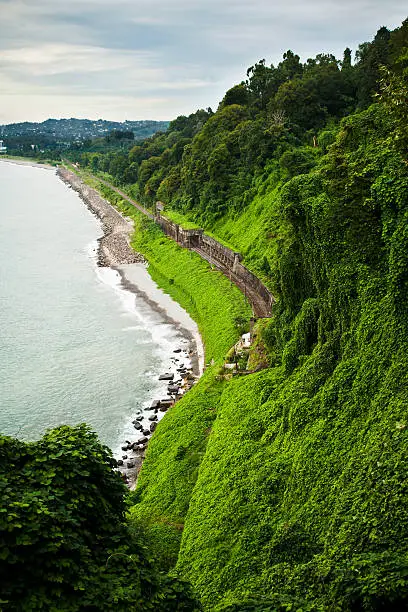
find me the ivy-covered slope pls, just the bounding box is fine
[174,98,408,609]
[115,22,408,610]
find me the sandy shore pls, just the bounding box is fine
[0,157,54,170]
[117,263,205,377]
[57,168,205,489]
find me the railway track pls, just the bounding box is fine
[82,171,273,318]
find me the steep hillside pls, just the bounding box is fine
[176,100,408,610]
[123,19,408,610]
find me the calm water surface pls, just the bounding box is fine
[0,162,192,455]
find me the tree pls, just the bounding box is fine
[342,47,352,70]
[0,425,200,611]
[221,84,250,107]
[278,50,303,81]
[274,78,326,130]
[356,26,391,107]
[246,60,278,110]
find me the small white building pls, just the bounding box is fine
[0,140,7,154]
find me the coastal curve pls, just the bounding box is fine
[57,167,205,488]
[57,167,142,267]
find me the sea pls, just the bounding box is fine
[0,161,201,457]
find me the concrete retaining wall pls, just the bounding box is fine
[156,211,273,317]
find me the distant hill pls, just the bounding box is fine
[0,118,169,142]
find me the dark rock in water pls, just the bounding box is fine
[117,459,124,466]
[125,440,131,445]
[160,405,169,412]
[173,348,182,353]
[168,384,179,393]
[150,399,160,409]
[121,445,128,451]
[148,414,157,421]
[150,422,157,433]
[159,373,174,381]
[137,437,148,445]
[122,455,128,460]
[127,462,135,469]
[135,415,143,421]
[134,422,142,430]
[143,429,150,437]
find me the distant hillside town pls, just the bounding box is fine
[0,118,169,158]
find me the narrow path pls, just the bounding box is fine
[96,176,155,220]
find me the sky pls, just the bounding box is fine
[0,0,407,124]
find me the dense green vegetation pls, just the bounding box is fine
[125,19,408,611]
[0,425,199,610]
[2,17,408,611]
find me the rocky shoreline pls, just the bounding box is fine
[57,168,143,267]
[117,349,199,488]
[57,167,203,489]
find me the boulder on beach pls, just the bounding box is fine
[159,373,174,381]
[150,422,157,433]
[160,399,174,407]
[143,429,150,436]
[127,462,135,469]
[134,422,142,430]
[137,436,148,445]
[148,414,157,422]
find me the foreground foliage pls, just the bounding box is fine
[0,425,199,611]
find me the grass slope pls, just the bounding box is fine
[81,176,252,573]
[173,105,408,610]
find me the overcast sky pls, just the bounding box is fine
[0,0,406,124]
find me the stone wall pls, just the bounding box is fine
[233,261,274,312]
[201,234,241,268]
[156,212,273,317]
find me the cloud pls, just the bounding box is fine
[0,0,407,123]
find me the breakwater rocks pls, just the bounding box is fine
[116,346,198,488]
[57,168,144,267]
